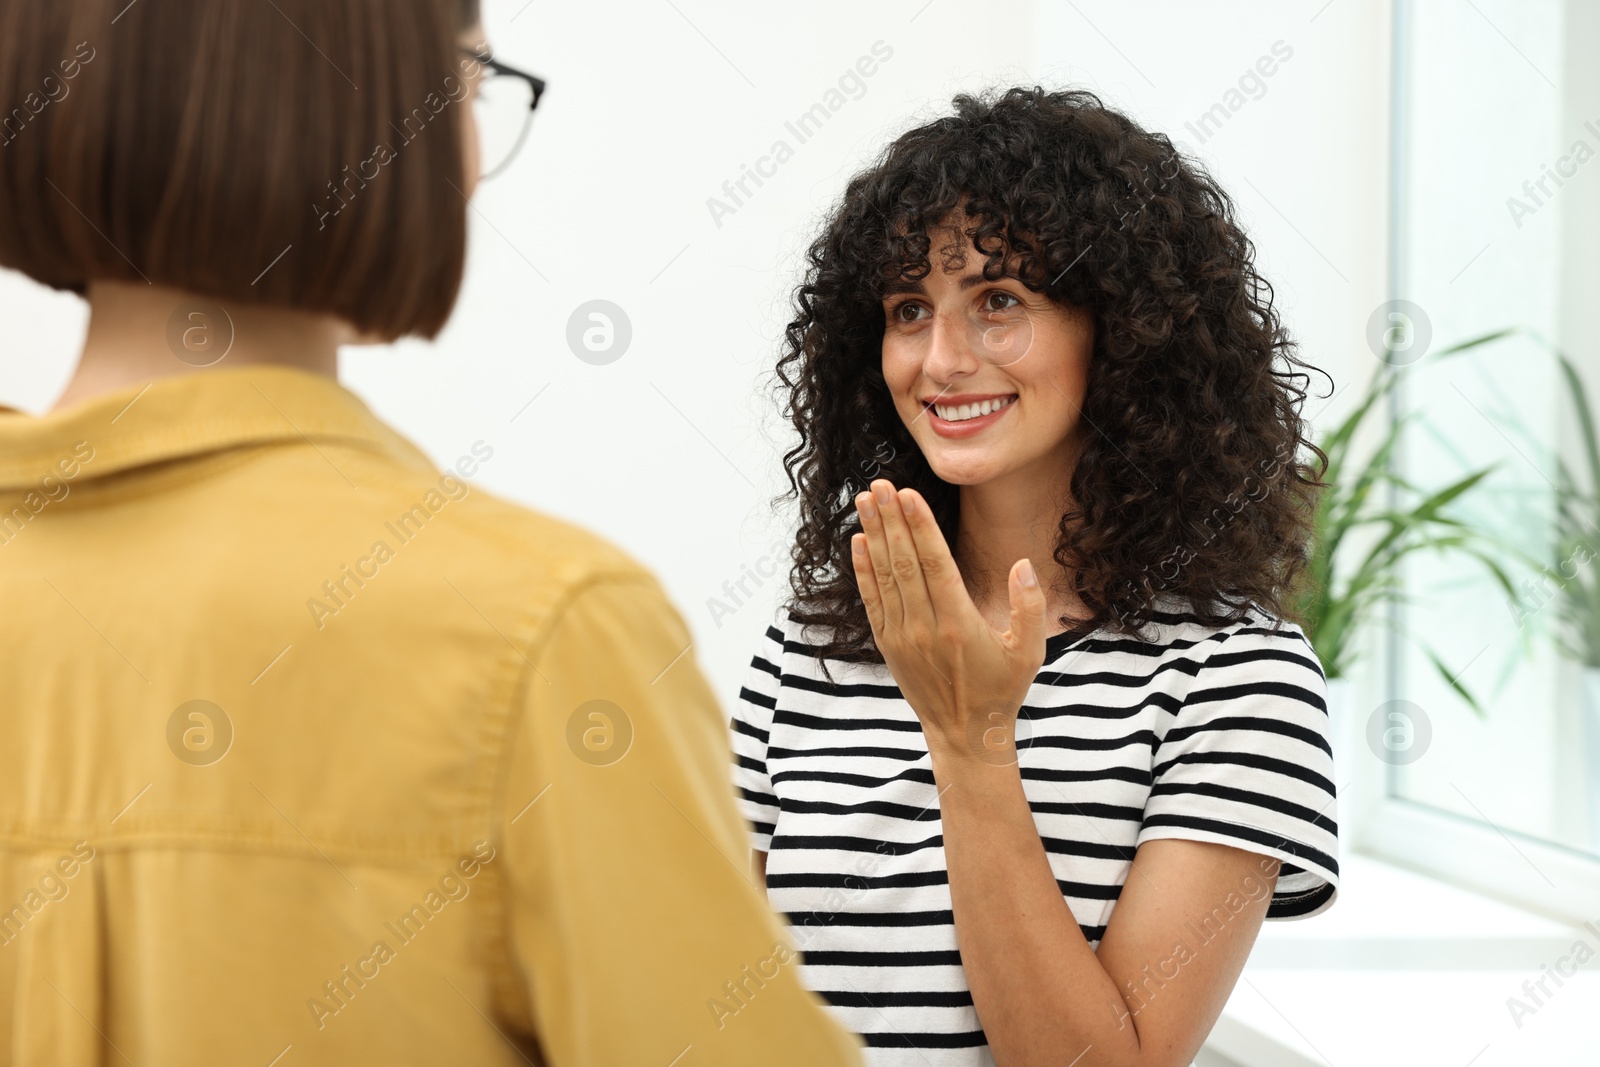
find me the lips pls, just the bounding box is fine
[928,395,1016,422]
[921,394,1018,439]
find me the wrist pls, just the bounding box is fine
[926,703,1026,764]
[927,733,1023,779]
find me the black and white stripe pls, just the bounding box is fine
[730,604,1339,1066]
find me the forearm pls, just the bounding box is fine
[931,748,1144,1067]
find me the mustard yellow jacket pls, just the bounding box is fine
[0,367,863,1067]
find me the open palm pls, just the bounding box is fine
[850,479,1049,763]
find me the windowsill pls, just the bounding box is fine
[1197,850,1600,1067]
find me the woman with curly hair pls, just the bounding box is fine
[731,86,1339,1066]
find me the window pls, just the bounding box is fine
[1360,0,1600,917]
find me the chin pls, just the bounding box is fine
[923,449,1009,486]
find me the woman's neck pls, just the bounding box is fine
[52,281,350,412]
[953,453,1087,635]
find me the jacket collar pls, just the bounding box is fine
[0,366,426,490]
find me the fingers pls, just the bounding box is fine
[855,485,905,627]
[858,480,934,627]
[897,488,968,616]
[851,533,886,634]
[1007,558,1049,660]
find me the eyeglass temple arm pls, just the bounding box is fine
[478,54,546,111]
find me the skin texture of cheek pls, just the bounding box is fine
[460,28,487,198]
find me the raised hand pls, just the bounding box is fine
[850,479,1049,764]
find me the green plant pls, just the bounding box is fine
[1293,328,1518,714]
[1530,340,1600,668]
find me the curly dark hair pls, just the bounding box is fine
[772,86,1329,667]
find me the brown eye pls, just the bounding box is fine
[985,291,1020,312]
[892,302,927,323]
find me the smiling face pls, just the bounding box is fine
[881,231,1096,489]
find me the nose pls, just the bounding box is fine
[922,307,982,383]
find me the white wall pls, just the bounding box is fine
[0,0,1390,709]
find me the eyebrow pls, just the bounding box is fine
[881,272,999,298]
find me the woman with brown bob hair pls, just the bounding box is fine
[732,87,1340,1066]
[0,1,864,1064]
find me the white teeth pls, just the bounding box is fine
[933,396,1014,422]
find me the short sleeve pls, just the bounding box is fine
[1137,619,1340,919]
[729,609,785,854]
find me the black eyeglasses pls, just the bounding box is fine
[461,47,546,181]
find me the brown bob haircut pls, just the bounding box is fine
[0,0,483,340]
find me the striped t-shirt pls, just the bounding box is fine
[730,603,1339,1065]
